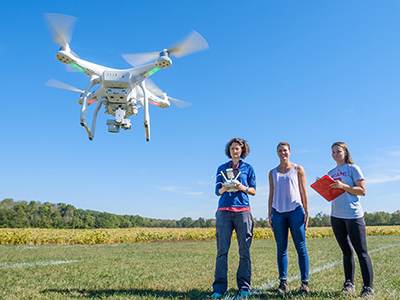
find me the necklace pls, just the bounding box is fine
[277,163,293,173]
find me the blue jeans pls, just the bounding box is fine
[213,210,253,293]
[271,206,309,282]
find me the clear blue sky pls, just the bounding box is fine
[1,1,399,220]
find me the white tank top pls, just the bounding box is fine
[272,165,302,213]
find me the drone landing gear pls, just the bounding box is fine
[80,122,93,140]
[139,81,151,142]
[79,75,102,141]
[79,96,107,140]
[144,121,150,142]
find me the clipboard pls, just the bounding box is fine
[310,175,345,201]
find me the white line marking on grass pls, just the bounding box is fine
[0,260,79,269]
[237,243,400,298]
[368,243,400,254]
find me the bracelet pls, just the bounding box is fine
[245,186,249,193]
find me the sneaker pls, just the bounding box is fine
[360,286,375,298]
[298,282,310,295]
[209,292,223,299]
[277,280,289,293]
[235,290,251,299]
[341,279,355,295]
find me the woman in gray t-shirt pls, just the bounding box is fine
[328,142,374,298]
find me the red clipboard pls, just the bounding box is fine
[310,175,345,201]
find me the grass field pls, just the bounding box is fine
[0,235,399,299]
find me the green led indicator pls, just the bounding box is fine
[148,67,160,76]
[70,63,85,72]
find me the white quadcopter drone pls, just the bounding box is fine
[44,13,208,141]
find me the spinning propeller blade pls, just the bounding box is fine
[145,79,164,96]
[122,52,160,68]
[168,30,209,58]
[146,79,191,108]
[45,79,97,105]
[122,30,208,67]
[44,13,76,46]
[168,97,192,108]
[45,79,83,93]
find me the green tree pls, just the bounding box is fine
[177,217,193,228]
[391,210,400,225]
[191,217,206,228]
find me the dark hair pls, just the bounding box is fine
[332,142,354,164]
[225,138,250,159]
[277,141,291,151]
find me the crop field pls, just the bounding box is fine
[0,229,399,299]
[0,226,399,245]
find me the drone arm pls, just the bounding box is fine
[88,97,107,140]
[79,76,100,139]
[139,81,150,141]
[80,76,98,121]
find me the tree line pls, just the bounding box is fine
[1,199,399,229]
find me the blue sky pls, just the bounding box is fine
[1,1,400,220]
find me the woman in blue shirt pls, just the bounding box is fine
[211,138,256,299]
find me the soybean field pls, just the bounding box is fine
[0,231,399,299]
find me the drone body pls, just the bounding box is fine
[45,13,208,141]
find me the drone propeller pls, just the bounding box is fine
[168,97,192,109]
[44,13,76,46]
[144,79,163,95]
[145,79,191,108]
[168,30,209,58]
[122,30,208,67]
[122,52,160,68]
[45,79,83,93]
[45,79,97,105]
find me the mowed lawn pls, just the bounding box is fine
[0,235,399,299]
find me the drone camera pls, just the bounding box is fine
[107,119,120,133]
[121,119,131,130]
[107,118,131,133]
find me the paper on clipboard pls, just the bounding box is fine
[310,175,345,201]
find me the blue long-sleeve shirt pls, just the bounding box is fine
[215,161,256,209]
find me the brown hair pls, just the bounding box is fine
[332,142,354,164]
[225,138,250,159]
[277,141,291,151]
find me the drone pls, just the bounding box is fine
[44,13,208,141]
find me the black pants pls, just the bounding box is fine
[331,216,374,287]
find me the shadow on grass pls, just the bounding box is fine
[255,289,342,299]
[251,288,342,300]
[43,287,342,299]
[42,287,210,299]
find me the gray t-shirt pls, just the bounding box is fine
[328,164,364,219]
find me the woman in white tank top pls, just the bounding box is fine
[268,142,310,295]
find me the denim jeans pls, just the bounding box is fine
[271,206,309,282]
[213,210,253,294]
